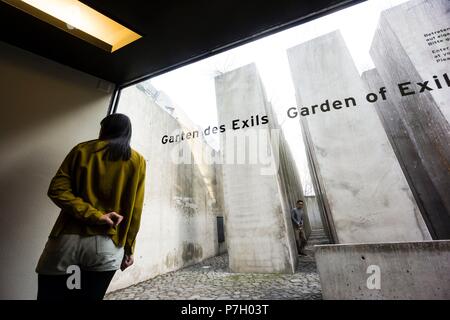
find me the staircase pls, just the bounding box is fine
[307,228,331,246]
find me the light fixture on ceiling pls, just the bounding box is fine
[2,0,142,52]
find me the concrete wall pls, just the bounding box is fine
[109,85,224,292]
[0,42,113,299]
[215,63,299,273]
[304,196,324,231]
[369,0,450,238]
[315,241,450,299]
[276,119,313,240]
[301,124,337,243]
[287,31,431,244]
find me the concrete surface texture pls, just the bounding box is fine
[287,30,431,244]
[214,63,300,273]
[0,42,113,299]
[369,0,450,238]
[108,85,225,292]
[315,240,450,299]
[373,0,450,120]
[362,69,450,239]
[304,196,325,231]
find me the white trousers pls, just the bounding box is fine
[36,234,124,275]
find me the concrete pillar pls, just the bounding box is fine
[362,69,450,239]
[215,63,298,273]
[369,0,450,238]
[287,31,431,244]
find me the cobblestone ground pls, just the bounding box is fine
[106,247,322,300]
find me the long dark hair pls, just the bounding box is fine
[98,113,132,161]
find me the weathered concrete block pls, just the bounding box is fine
[315,241,450,299]
[369,0,450,238]
[215,63,300,273]
[287,31,431,244]
[362,69,450,239]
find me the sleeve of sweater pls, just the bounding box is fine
[47,145,104,224]
[125,156,146,255]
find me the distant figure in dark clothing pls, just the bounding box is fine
[291,199,307,256]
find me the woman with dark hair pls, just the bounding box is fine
[35,113,146,300]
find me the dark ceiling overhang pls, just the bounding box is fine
[0,0,365,88]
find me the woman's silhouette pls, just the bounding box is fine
[36,113,146,300]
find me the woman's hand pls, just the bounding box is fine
[98,211,123,227]
[121,254,134,271]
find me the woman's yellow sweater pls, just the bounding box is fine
[47,139,146,255]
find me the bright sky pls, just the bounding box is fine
[146,0,409,194]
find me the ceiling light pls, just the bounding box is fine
[2,0,142,52]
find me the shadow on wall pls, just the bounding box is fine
[0,42,112,299]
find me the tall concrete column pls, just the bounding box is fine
[287,31,431,244]
[362,69,450,239]
[215,63,299,273]
[369,0,450,238]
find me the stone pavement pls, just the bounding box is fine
[106,246,323,300]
